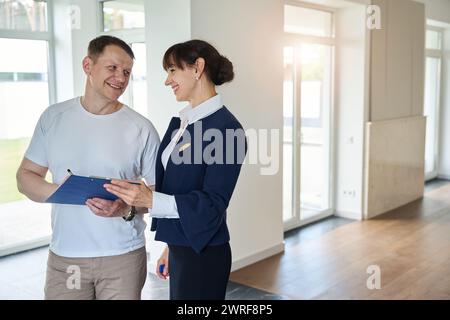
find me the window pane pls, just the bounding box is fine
[299,44,332,214]
[102,0,145,32]
[284,5,332,37]
[426,30,442,50]
[0,0,47,31]
[0,38,51,254]
[0,38,49,138]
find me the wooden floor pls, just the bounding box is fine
[230,180,450,299]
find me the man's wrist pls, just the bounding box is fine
[122,205,136,221]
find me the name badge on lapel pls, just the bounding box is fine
[179,142,191,152]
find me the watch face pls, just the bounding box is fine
[122,206,136,221]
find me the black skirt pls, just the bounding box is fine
[168,243,232,300]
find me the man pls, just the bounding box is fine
[16,35,160,300]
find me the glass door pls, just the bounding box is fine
[299,43,332,220]
[283,43,333,228]
[283,4,335,229]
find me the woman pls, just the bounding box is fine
[104,39,246,299]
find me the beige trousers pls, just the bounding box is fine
[44,246,147,300]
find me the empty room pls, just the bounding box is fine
[1,0,450,304]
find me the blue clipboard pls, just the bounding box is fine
[45,173,139,205]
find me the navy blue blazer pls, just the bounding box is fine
[150,106,246,253]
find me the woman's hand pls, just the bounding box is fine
[156,246,169,280]
[104,180,153,208]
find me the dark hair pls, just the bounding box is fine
[88,35,134,61]
[163,39,234,85]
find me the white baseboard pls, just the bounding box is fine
[437,174,450,181]
[231,242,285,272]
[284,210,334,232]
[334,210,362,221]
[0,236,51,257]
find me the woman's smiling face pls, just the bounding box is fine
[164,59,198,102]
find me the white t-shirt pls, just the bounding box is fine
[25,97,160,258]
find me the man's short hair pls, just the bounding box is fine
[88,35,134,62]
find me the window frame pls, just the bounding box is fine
[0,0,56,105]
[426,25,443,51]
[98,0,146,35]
[284,0,336,40]
[283,1,336,231]
[0,0,56,256]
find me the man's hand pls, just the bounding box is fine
[86,198,130,218]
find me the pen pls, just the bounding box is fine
[67,169,73,175]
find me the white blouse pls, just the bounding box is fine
[150,94,224,219]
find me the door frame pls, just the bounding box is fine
[424,26,444,181]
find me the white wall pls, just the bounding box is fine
[146,0,191,136]
[190,0,285,269]
[334,4,368,220]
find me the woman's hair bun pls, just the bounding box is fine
[213,55,234,85]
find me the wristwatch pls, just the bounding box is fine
[123,206,137,221]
